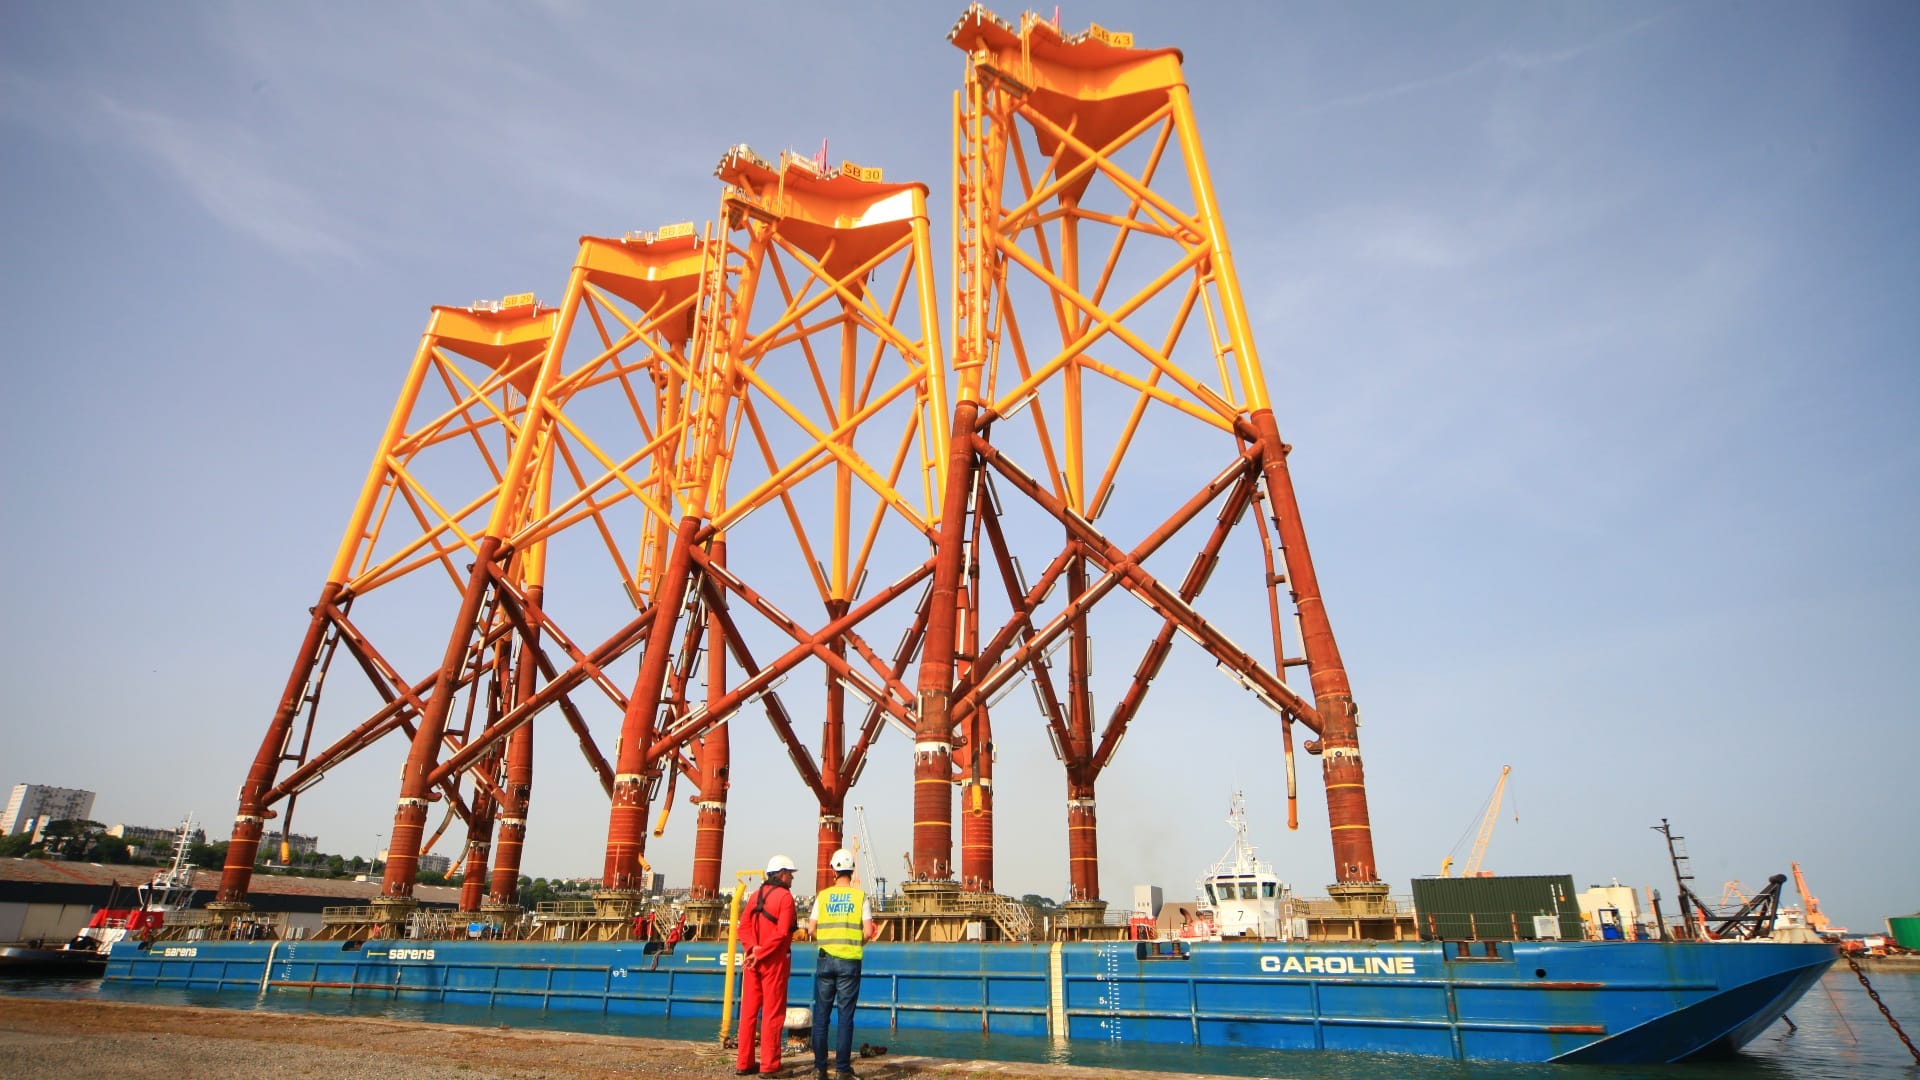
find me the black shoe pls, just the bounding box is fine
[834,1070,859,1080]
[733,1067,758,1077]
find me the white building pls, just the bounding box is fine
[259,830,320,859]
[105,822,208,852]
[1,784,97,836]
[378,850,454,876]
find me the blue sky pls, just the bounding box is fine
[2,2,1915,933]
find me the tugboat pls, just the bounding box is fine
[1184,792,1291,941]
[2,818,198,976]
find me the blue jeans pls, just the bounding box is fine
[812,951,862,1073]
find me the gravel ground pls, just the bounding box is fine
[0,998,1236,1080]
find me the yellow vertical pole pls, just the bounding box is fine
[834,304,855,601]
[1060,196,1083,511]
[951,88,966,396]
[910,192,952,508]
[717,870,758,1045]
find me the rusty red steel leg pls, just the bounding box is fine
[489,721,534,905]
[486,583,542,907]
[488,649,537,907]
[458,741,503,913]
[1064,553,1100,902]
[959,770,994,892]
[218,583,345,905]
[815,810,846,894]
[1066,784,1099,902]
[912,400,981,880]
[957,491,994,892]
[689,543,730,902]
[457,640,516,912]
[603,515,704,891]
[1249,408,1377,885]
[383,538,506,899]
[816,599,850,891]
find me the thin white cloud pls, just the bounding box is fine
[96,95,359,263]
[1294,13,1670,117]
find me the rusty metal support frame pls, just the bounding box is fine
[954,463,996,892]
[653,556,936,771]
[952,444,1306,728]
[688,540,732,901]
[425,604,656,789]
[608,147,952,889]
[229,12,1385,920]
[388,230,711,901]
[946,10,1380,894]
[218,301,558,907]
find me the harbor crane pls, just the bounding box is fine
[1790,862,1837,934]
[1441,765,1514,877]
[850,805,884,899]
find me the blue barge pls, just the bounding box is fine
[106,936,1835,1064]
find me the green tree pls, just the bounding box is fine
[519,876,558,906]
[92,835,133,864]
[0,833,33,857]
[39,819,105,858]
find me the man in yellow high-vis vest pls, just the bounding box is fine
[806,847,877,1080]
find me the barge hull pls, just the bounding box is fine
[104,938,1836,1064]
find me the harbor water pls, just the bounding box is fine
[3,968,1915,1078]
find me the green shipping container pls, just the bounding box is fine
[1888,915,1920,950]
[1411,874,1586,942]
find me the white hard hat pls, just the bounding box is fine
[766,854,797,874]
[829,848,856,872]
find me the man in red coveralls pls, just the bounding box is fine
[735,853,799,1076]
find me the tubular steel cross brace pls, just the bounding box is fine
[216,8,1381,937]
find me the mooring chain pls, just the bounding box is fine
[1847,954,1920,1064]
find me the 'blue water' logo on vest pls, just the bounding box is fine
[825,896,856,915]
